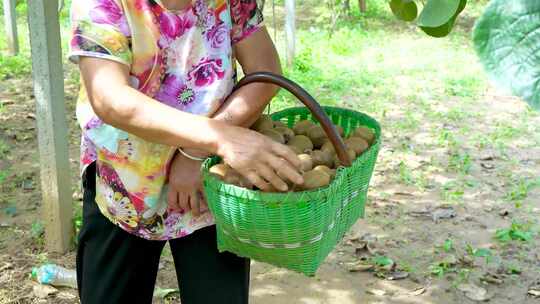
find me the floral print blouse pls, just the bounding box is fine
[69,0,263,240]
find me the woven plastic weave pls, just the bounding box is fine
[202,106,381,276]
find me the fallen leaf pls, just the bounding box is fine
[386,271,409,280]
[57,291,77,300]
[457,283,489,302]
[432,207,457,222]
[153,287,179,299]
[480,272,504,285]
[33,284,58,299]
[409,287,426,296]
[347,262,374,272]
[0,262,13,272]
[480,162,495,170]
[498,209,510,217]
[366,289,387,296]
[528,289,540,298]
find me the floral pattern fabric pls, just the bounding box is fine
[69,0,263,240]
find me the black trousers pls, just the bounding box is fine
[76,163,250,304]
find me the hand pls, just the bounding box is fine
[167,152,207,217]
[216,125,304,192]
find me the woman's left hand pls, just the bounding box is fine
[167,152,207,217]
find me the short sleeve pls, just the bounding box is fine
[68,0,133,66]
[230,0,264,44]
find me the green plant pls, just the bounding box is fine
[429,260,455,277]
[442,238,454,252]
[0,170,8,185]
[448,150,472,175]
[505,177,540,202]
[389,0,467,37]
[466,244,493,263]
[495,222,533,242]
[31,221,44,239]
[0,140,9,158]
[441,180,465,202]
[474,1,540,110]
[372,255,394,267]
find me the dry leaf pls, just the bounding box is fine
[366,289,386,296]
[386,271,409,280]
[457,283,489,301]
[33,284,58,299]
[409,287,426,296]
[347,262,374,272]
[528,289,540,298]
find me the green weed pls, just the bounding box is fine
[448,150,472,175]
[504,177,540,202]
[0,170,8,185]
[441,180,465,202]
[0,139,9,158]
[495,222,533,242]
[429,260,456,277]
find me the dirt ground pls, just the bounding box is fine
[2,11,540,304]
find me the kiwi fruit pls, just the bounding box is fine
[287,135,314,153]
[351,126,375,144]
[261,129,286,144]
[293,120,316,136]
[334,148,357,168]
[345,137,369,156]
[301,169,331,190]
[223,171,242,185]
[209,163,230,179]
[209,164,253,188]
[274,127,295,143]
[321,140,335,154]
[252,114,274,132]
[297,154,314,172]
[288,145,303,155]
[273,120,287,129]
[313,165,336,179]
[311,150,334,168]
[307,125,327,148]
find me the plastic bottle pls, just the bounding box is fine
[31,264,78,289]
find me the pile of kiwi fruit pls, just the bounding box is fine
[209,115,376,192]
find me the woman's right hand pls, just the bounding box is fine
[216,125,304,192]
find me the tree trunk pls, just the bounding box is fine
[359,0,366,13]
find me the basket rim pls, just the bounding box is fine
[201,107,381,203]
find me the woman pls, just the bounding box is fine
[69,0,303,303]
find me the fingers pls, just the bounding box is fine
[266,154,304,185]
[240,169,272,192]
[256,163,288,192]
[190,190,201,217]
[198,189,209,213]
[168,189,180,211]
[271,142,302,169]
[178,192,190,213]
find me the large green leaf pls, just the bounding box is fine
[390,0,418,22]
[474,0,540,110]
[417,0,461,27]
[420,16,456,38]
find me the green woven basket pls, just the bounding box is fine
[202,73,381,276]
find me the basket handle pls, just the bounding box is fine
[234,72,352,167]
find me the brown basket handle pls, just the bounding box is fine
[234,72,352,167]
